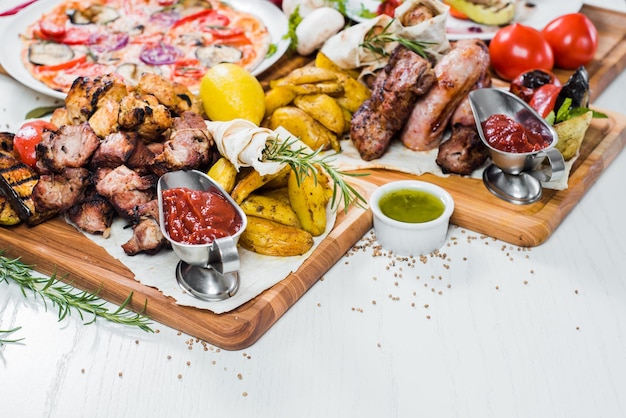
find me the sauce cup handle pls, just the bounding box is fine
[529,147,566,182]
[209,237,240,274]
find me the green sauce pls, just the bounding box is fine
[378,188,445,223]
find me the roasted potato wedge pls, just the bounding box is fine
[267,106,337,151]
[239,216,314,256]
[271,66,338,88]
[315,51,360,79]
[287,167,329,237]
[207,157,238,193]
[288,81,344,96]
[333,73,371,113]
[293,93,345,135]
[231,165,291,204]
[265,85,297,117]
[240,193,302,228]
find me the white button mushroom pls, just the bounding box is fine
[282,0,326,19]
[295,7,345,56]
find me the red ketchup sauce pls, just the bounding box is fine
[481,113,552,153]
[162,187,242,245]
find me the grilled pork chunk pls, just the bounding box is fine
[121,216,169,256]
[118,93,172,142]
[32,167,91,213]
[400,39,490,151]
[65,74,128,125]
[436,126,488,175]
[91,131,139,168]
[36,123,100,173]
[351,45,435,161]
[66,191,115,236]
[95,165,156,218]
[149,111,213,176]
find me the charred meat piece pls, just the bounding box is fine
[94,165,156,218]
[436,125,488,175]
[91,131,139,168]
[88,99,120,138]
[66,191,115,236]
[118,93,172,142]
[136,73,180,113]
[32,167,91,213]
[36,123,100,173]
[121,215,169,256]
[65,74,128,125]
[351,45,435,161]
[149,111,213,176]
[400,38,490,151]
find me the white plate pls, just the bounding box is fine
[0,0,289,99]
[346,0,583,40]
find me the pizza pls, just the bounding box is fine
[20,0,271,94]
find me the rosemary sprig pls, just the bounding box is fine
[263,137,368,212]
[0,327,24,346]
[360,19,432,59]
[0,254,153,333]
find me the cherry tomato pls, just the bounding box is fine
[13,120,57,168]
[377,0,402,17]
[529,84,562,118]
[542,13,598,70]
[489,23,554,81]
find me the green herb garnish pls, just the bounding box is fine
[263,137,368,212]
[546,98,608,125]
[284,6,303,53]
[329,0,348,15]
[25,105,62,120]
[0,327,24,346]
[360,19,431,59]
[266,43,278,58]
[0,253,153,333]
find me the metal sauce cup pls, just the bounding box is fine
[469,88,565,181]
[469,88,566,204]
[157,170,247,301]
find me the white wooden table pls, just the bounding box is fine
[2,1,626,417]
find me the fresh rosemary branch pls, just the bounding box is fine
[0,327,24,346]
[0,254,153,333]
[263,137,368,212]
[361,19,431,59]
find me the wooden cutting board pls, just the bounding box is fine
[1,5,626,350]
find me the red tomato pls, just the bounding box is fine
[38,13,68,38]
[542,13,598,70]
[489,23,554,81]
[13,121,57,167]
[529,84,562,118]
[377,0,402,17]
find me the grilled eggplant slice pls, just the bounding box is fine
[28,42,74,67]
[0,135,58,226]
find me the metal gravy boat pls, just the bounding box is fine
[157,170,247,301]
[469,88,565,204]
